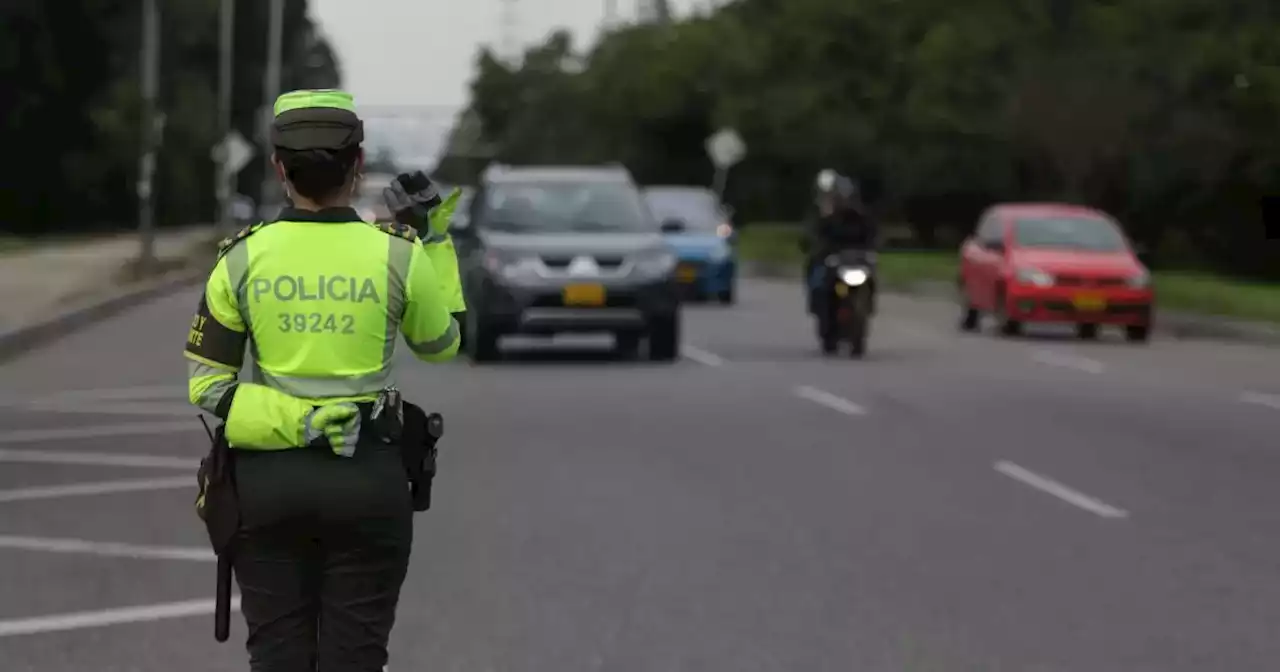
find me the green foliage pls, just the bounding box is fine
[0,0,340,235]
[443,0,1280,279]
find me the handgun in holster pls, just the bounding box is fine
[399,400,442,512]
[194,417,239,643]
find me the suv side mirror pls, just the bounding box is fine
[983,239,1005,253]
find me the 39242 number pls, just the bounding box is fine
[277,312,355,334]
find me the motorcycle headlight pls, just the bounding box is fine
[633,248,677,276]
[1127,270,1150,288]
[1015,267,1054,287]
[483,250,540,280]
[839,267,868,286]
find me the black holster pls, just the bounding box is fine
[195,420,239,642]
[399,401,442,512]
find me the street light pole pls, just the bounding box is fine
[216,0,235,236]
[137,0,160,267]
[260,0,284,209]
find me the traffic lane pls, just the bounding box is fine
[0,461,186,490]
[393,348,1280,670]
[0,616,244,672]
[390,364,993,670]
[0,282,1269,668]
[698,278,1280,393]
[677,286,1280,666]
[696,281,1280,571]
[746,288,1280,573]
[0,287,198,396]
[0,549,212,622]
[0,472,206,548]
[939,375,1280,570]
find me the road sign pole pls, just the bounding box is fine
[260,0,284,209]
[137,0,160,269]
[216,0,235,235]
[705,127,745,200]
[712,167,728,199]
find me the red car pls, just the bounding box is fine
[958,203,1153,342]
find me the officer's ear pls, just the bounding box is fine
[271,152,287,181]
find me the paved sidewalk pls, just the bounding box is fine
[0,226,216,330]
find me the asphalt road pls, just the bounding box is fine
[1,278,1279,671]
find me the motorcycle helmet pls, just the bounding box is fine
[816,169,837,193]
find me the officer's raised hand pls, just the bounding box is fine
[382,171,460,239]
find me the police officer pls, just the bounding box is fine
[183,88,462,670]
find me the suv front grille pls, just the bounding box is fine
[1055,275,1127,287]
[540,255,625,270]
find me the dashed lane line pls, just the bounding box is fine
[0,449,195,469]
[0,421,198,444]
[0,597,241,637]
[682,345,725,366]
[995,460,1128,519]
[1029,349,1104,374]
[0,535,213,562]
[0,476,192,503]
[793,385,867,416]
[1240,391,1280,411]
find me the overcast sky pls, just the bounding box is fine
[308,0,705,164]
[310,0,704,110]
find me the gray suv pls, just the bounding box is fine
[452,164,681,362]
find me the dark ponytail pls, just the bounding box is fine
[275,145,360,202]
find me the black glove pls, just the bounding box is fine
[382,171,443,228]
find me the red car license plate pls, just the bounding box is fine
[1073,294,1105,311]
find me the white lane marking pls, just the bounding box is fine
[793,385,867,415]
[682,345,724,366]
[1240,391,1280,411]
[994,460,1128,519]
[37,385,188,401]
[0,476,192,503]
[0,421,198,444]
[26,401,198,417]
[0,535,213,562]
[0,449,195,469]
[1030,349,1104,374]
[0,597,241,637]
[0,385,188,408]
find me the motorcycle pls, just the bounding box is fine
[813,250,874,357]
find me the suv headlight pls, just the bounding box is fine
[1014,267,1054,287]
[483,250,540,280]
[1126,270,1150,288]
[633,248,677,276]
[707,243,730,262]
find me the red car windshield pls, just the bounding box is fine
[1013,216,1127,252]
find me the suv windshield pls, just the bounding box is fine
[478,180,652,233]
[644,189,723,231]
[1014,216,1127,252]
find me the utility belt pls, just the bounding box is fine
[352,388,444,514]
[193,387,443,642]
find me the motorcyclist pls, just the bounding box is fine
[800,170,878,313]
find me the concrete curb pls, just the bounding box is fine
[742,262,1280,346]
[0,268,206,363]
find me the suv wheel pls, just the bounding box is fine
[466,311,500,362]
[648,313,680,362]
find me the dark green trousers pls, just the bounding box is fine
[232,437,413,671]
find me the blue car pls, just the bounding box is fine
[642,185,738,304]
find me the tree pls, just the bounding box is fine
[439,0,1280,277]
[0,0,341,235]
